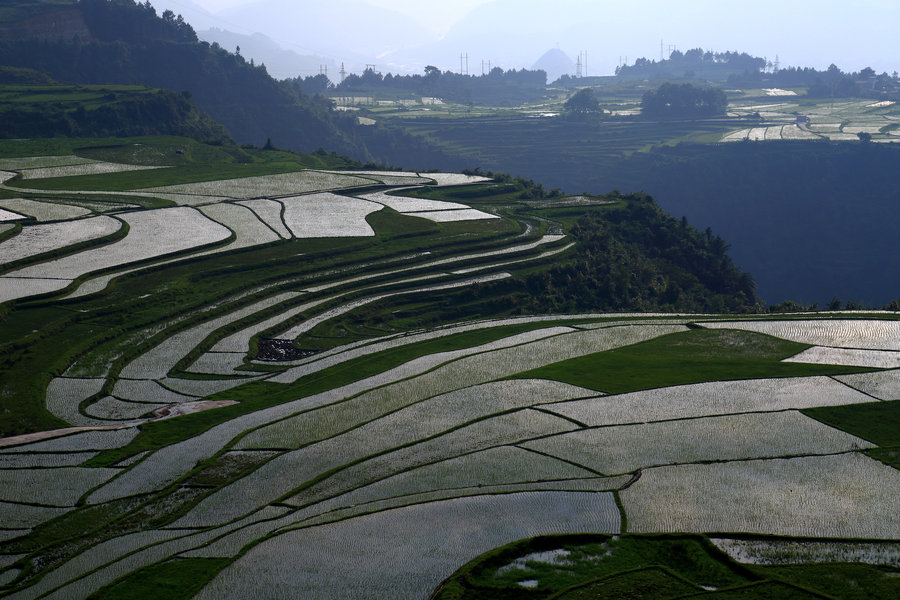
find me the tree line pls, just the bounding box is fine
[523,193,759,313]
[288,66,550,106]
[616,48,765,80]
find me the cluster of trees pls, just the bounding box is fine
[641,82,727,118]
[616,49,765,81]
[728,64,900,98]
[524,193,759,313]
[562,87,601,116]
[288,66,550,106]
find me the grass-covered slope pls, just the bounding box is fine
[0,79,231,141]
[515,328,876,395]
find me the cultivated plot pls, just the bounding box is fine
[702,319,900,350]
[280,193,381,237]
[544,376,873,426]
[621,453,900,538]
[194,492,620,600]
[137,170,372,199]
[523,411,873,476]
[0,199,91,222]
[0,216,121,266]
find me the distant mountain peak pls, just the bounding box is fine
[533,48,575,83]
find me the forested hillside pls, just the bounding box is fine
[0,0,459,169]
[524,194,757,313]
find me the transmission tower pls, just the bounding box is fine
[575,54,582,78]
[339,62,346,83]
[460,53,469,75]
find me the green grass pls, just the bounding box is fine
[867,447,900,469]
[434,534,756,599]
[547,567,701,599]
[513,328,878,395]
[433,534,900,599]
[751,563,900,600]
[683,581,830,598]
[86,558,232,600]
[802,399,900,447]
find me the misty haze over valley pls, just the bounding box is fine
[153,0,900,79]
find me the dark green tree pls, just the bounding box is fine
[563,87,600,115]
[641,82,727,118]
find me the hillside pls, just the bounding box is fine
[0,136,758,435]
[0,0,458,169]
[0,137,896,599]
[0,76,231,141]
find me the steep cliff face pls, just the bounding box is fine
[0,8,93,42]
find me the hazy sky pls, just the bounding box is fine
[154,0,900,76]
[186,0,492,34]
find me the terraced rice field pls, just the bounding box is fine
[17,161,161,180]
[621,453,900,538]
[0,155,898,599]
[723,96,900,144]
[0,216,122,266]
[0,199,91,222]
[137,170,374,199]
[280,193,382,237]
[5,312,899,597]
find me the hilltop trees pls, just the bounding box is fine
[616,49,765,81]
[524,193,758,313]
[641,83,727,118]
[333,65,549,106]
